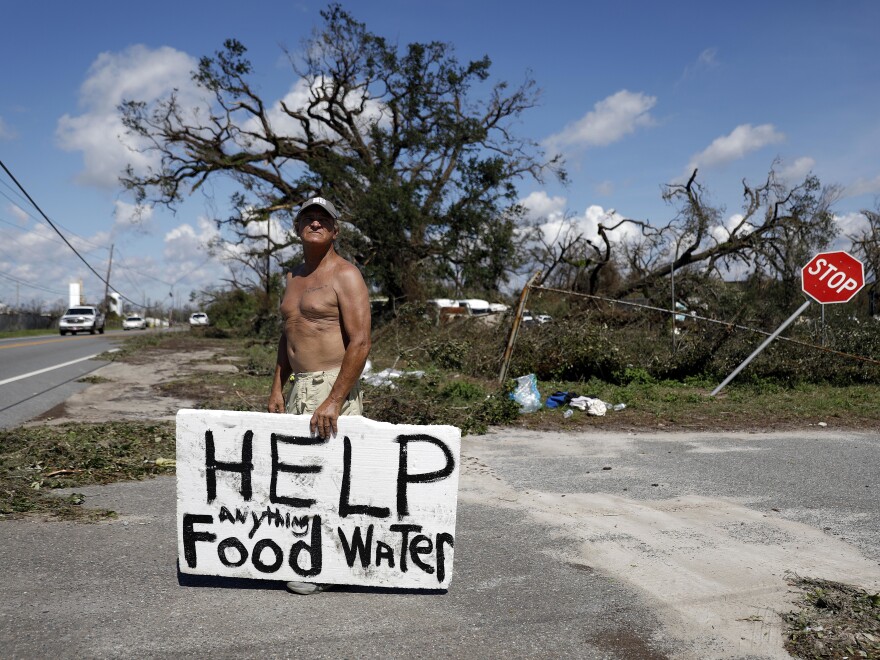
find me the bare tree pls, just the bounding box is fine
[849,204,880,316]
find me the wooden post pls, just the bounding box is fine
[498,271,541,384]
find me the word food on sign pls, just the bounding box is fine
[176,410,461,590]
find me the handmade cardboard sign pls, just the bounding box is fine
[176,409,461,589]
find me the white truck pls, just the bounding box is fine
[59,306,106,335]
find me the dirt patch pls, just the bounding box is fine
[30,348,231,426]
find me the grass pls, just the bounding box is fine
[0,420,176,520]
[510,376,880,432]
[783,575,880,658]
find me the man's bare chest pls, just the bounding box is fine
[282,276,339,320]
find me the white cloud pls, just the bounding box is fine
[543,90,656,155]
[845,174,880,198]
[0,221,113,304]
[156,217,226,289]
[113,200,153,231]
[519,190,566,221]
[834,211,870,237]
[7,203,29,223]
[687,123,784,171]
[0,116,15,140]
[778,156,815,182]
[163,217,218,262]
[709,212,756,244]
[828,211,874,253]
[519,191,641,247]
[56,45,200,188]
[529,204,642,249]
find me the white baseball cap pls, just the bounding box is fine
[295,196,340,220]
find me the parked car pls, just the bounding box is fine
[521,310,552,326]
[122,315,147,330]
[189,312,209,326]
[59,306,105,335]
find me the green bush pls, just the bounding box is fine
[365,374,518,435]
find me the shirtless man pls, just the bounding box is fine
[268,196,371,436]
[267,197,371,594]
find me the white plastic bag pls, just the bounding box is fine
[512,374,542,413]
[569,396,607,416]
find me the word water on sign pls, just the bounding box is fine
[176,410,461,590]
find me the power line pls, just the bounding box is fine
[0,159,140,308]
[531,284,880,367]
[0,270,67,296]
[0,183,110,252]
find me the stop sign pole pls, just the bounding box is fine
[710,251,865,396]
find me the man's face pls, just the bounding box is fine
[296,208,338,244]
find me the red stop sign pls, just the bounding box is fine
[801,251,865,304]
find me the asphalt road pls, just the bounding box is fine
[0,331,133,428]
[2,426,878,659]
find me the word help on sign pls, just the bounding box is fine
[801,251,865,304]
[177,409,460,590]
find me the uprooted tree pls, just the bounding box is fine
[849,203,880,316]
[527,167,840,317]
[119,4,563,303]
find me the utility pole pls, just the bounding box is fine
[265,220,272,300]
[103,243,114,313]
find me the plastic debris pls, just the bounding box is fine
[563,409,574,419]
[361,368,425,388]
[569,396,607,416]
[612,403,627,412]
[511,374,542,413]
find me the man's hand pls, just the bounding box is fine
[267,390,285,414]
[311,396,342,438]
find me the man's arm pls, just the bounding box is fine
[310,265,371,437]
[268,333,293,413]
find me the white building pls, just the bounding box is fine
[109,292,123,315]
[68,281,83,307]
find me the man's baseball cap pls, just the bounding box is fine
[295,196,340,220]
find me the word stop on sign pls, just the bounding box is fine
[801,251,865,304]
[176,409,461,590]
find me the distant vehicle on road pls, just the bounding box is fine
[521,310,552,326]
[189,312,209,327]
[59,306,105,336]
[122,315,147,331]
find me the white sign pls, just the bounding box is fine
[176,410,461,589]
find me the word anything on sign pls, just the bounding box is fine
[176,409,461,590]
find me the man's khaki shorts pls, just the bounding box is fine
[285,368,363,415]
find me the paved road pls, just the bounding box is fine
[0,331,141,428]
[2,426,878,659]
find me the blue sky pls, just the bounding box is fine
[1,0,878,311]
